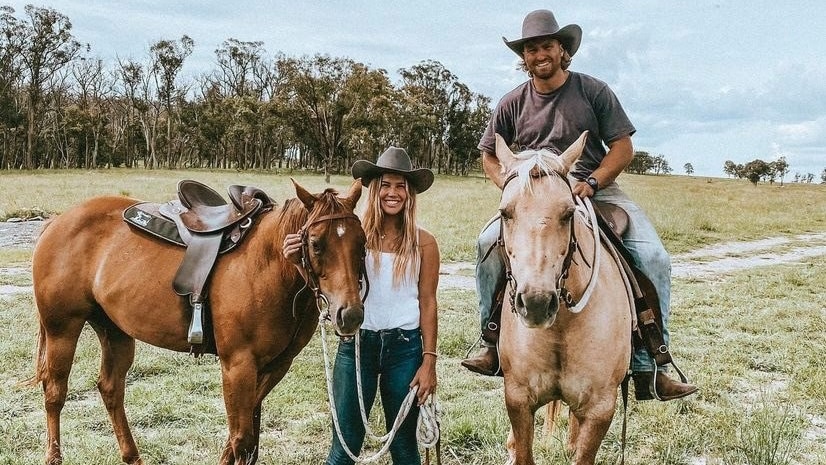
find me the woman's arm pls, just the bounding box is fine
[411,228,439,405]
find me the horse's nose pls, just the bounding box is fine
[515,289,559,327]
[335,304,364,336]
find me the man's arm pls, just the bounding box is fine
[572,135,633,198]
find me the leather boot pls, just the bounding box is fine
[633,371,698,401]
[461,315,501,376]
[461,342,500,376]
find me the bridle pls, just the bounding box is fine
[298,211,369,313]
[497,170,593,313]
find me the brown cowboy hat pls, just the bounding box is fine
[503,9,582,57]
[351,146,434,193]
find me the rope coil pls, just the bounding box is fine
[318,311,440,463]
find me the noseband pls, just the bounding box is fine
[498,171,580,312]
[299,212,369,312]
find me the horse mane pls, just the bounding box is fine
[508,149,567,194]
[272,187,346,239]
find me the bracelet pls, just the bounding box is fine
[422,351,438,358]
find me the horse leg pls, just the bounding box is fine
[39,318,86,465]
[504,394,537,465]
[90,322,142,465]
[218,355,263,465]
[566,403,615,465]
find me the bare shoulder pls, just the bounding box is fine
[417,227,439,249]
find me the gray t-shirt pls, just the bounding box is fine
[478,71,636,180]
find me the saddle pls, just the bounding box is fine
[592,201,672,368]
[123,180,274,348]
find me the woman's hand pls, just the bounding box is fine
[410,356,437,405]
[282,233,303,265]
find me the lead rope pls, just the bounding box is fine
[318,311,440,463]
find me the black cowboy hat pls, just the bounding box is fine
[351,146,434,193]
[503,9,582,57]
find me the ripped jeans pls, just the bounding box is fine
[475,181,672,373]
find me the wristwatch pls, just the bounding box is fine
[585,176,599,191]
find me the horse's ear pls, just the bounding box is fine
[292,178,316,210]
[341,178,363,210]
[490,134,515,189]
[559,131,589,174]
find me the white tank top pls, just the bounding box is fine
[361,250,420,331]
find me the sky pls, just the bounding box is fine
[6,0,826,178]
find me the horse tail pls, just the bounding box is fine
[21,322,47,388]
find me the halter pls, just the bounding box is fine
[299,211,369,311]
[498,169,600,314]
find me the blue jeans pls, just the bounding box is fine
[476,182,671,372]
[326,328,423,465]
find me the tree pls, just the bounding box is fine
[212,38,266,98]
[723,160,738,177]
[282,54,393,181]
[742,159,771,185]
[683,162,694,176]
[626,151,654,174]
[150,35,193,168]
[18,5,80,168]
[0,6,25,168]
[770,156,789,186]
[821,168,826,184]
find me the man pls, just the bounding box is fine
[461,9,697,401]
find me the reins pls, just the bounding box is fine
[317,316,441,463]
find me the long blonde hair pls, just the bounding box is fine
[361,175,420,288]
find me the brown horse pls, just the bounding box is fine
[488,133,632,465]
[29,179,367,465]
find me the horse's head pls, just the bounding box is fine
[489,132,588,328]
[293,179,367,336]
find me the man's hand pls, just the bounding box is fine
[572,180,595,198]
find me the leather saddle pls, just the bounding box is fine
[591,200,672,368]
[123,180,274,348]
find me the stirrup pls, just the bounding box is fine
[187,302,204,344]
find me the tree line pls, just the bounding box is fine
[724,158,825,185]
[0,5,491,179]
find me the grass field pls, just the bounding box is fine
[1,169,825,464]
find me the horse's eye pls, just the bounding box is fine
[499,208,512,222]
[561,207,575,223]
[310,240,323,254]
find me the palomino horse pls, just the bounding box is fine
[29,180,367,465]
[489,133,632,465]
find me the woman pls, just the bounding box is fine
[283,146,439,464]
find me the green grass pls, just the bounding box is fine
[1,170,825,464]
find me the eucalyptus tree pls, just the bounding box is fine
[149,35,193,168]
[213,38,266,98]
[770,156,789,186]
[445,82,490,175]
[70,53,113,168]
[397,60,456,169]
[282,54,392,182]
[17,5,80,168]
[115,58,150,168]
[210,38,277,168]
[0,6,25,168]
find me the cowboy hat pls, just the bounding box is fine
[503,9,582,57]
[351,146,434,193]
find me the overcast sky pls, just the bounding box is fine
[7,0,825,178]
